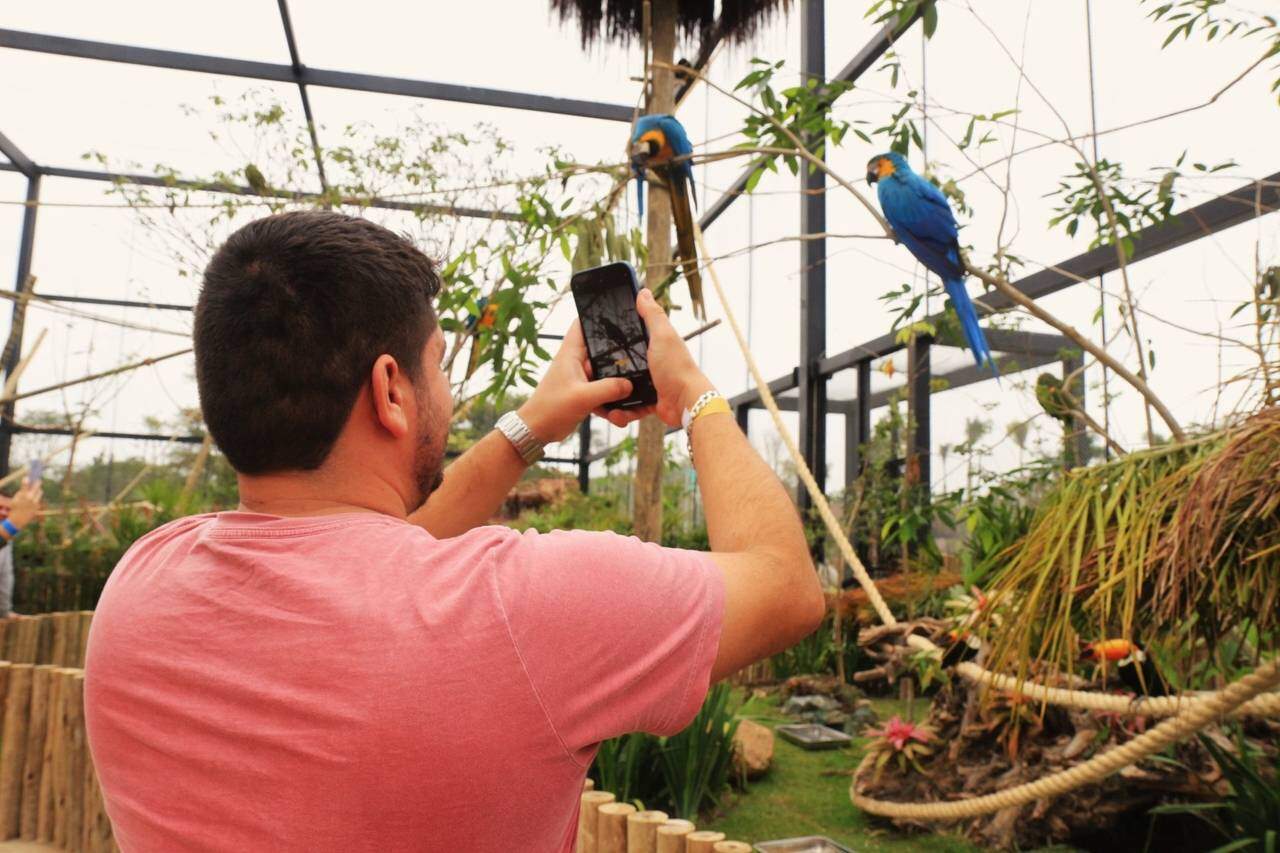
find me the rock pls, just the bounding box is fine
[781,694,841,717]
[732,719,774,780]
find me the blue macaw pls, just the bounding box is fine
[867,152,996,374]
[630,114,705,319]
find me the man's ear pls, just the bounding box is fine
[369,354,411,439]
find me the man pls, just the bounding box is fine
[84,211,822,852]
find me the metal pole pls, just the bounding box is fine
[846,360,871,490]
[0,174,40,476]
[735,404,750,437]
[908,335,932,495]
[577,417,591,495]
[797,0,827,511]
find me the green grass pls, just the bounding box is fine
[702,692,978,852]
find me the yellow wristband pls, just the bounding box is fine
[690,397,731,426]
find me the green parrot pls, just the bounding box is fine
[244,164,270,196]
[1035,373,1075,425]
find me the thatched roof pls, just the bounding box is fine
[550,0,791,48]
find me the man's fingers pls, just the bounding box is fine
[635,289,676,339]
[582,377,633,411]
[554,321,587,363]
[593,404,655,427]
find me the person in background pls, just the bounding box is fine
[0,478,44,617]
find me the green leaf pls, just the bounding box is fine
[922,3,938,38]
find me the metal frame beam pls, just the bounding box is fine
[697,3,929,232]
[0,161,519,222]
[275,0,329,194]
[0,129,37,178]
[0,28,634,123]
[0,175,40,475]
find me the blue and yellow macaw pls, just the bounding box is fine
[464,296,498,379]
[867,152,996,374]
[630,114,705,319]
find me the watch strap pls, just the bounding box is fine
[495,411,546,465]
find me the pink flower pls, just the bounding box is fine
[867,716,933,751]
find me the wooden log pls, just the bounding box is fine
[82,747,114,853]
[18,665,53,839]
[35,616,53,666]
[686,831,727,853]
[656,819,696,853]
[14,617,38,664]
[49,614,68,669]
[0,662,10,731]
[597,802,635,853]
[576,790,615,853]
[77,612,93,668]
[0,663,33,839]
[582,776,595,792]
[50,670,71,848]
[62,672,85,848]
[63,618,82,671]
[0,618,10,659]
[626,809,669,853]
[712,843,752,853]
[36,665,61,842]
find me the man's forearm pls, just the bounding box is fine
[692,410,809,562]
[408,430,528,538]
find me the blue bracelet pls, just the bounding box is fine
[1,519,19,538]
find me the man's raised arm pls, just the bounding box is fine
[632,289,825,682]
[409,324,637,538]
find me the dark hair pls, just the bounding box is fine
[195,210,441,474]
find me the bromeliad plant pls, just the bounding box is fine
[863,715,936,783]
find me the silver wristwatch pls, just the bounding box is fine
[495,411,545,465]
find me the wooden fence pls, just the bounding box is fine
[0,611,116,851]
[576,778,752,853]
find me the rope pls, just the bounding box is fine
[687,220,1280,821]
[851,656,1280,820]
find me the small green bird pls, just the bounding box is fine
[244,164,270,196]
[1035,373,1075,425]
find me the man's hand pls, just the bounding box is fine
[633,289,715,427]
[517,323,639,442]
[3,480,42,529]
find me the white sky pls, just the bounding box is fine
[2,0,1278,494]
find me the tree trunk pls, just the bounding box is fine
[632,0,678,544]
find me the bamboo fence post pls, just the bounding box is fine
[0,662,33,838]
[0,663,10,733]
[0,619,9,659]
[712,843,752,853]
[583,777,595,792]
[656,819,695,853]
[37,667,63,841]
[686,831,726,853]
[626,809,669,853]
[35,615,53,665]
[77,612,93,667]
[577,790,615,853]
[63,672,85,848]
[597,801,636,853]
[18,665,53,839]
[50,614,69,668]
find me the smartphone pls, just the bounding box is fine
[570,262,658,410]
[26,459,43,484]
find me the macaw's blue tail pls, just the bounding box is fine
[634,173,645,219]
[944,276,999,378]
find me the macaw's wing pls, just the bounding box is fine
[668,172,706,320]
[880,176,964,281]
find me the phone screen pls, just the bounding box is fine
[27,459,43,484]
[570,262,657,410]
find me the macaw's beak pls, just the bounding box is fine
[866,168,879,185]
[630,141,650,167]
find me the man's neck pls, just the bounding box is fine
[236,467,410,520]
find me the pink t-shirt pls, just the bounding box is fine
[84,511,724,852]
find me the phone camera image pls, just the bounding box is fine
[570,263,658,410]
